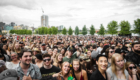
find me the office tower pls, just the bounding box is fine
[41,15,48,27]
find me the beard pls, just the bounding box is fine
[134,49,140,54]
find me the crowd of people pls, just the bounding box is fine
[0,34,140,80]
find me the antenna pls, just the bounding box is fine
[41,7,44,14]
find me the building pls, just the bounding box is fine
[41,15,48,27]
[57,25,64,31]
[0,22,5,31]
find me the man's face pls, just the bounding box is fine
[43,57,51,66]
[133,44,140,54]
[20,52,32,65]
[96,57,108,71]
[68,51,73,57]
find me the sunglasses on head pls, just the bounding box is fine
[43,59,51,62]
[129,66,136,70]
[110,51,114,53]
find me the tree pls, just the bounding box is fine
[134,18,140,35]
[48,28,52,35]
[68,26,73,35]
[62,27,67,35]
[98,24,105,36]
[75,26,79,35]
[82,25,87,35]
[119,20,131,35]
[51,26,58,35]
[90,25,95,35]
[107,20,118,36]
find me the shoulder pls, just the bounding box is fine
[90,70,98,80]
[53,62,58,66]
[52,66,60,70]
[106,67,112,74]
[31,63,40,69]
[82,69,87,75]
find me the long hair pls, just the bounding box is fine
[111,53,126,79]
[125,61,136,72]
[72,59,82,80]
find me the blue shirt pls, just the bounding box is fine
[15,62,42,80]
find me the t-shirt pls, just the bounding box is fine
[40,65,60,80]
[106,67,129,80]
[63,53,77,63]
[5,62,18,69]
[96,47,103,54]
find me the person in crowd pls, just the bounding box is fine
[15,48,42,80]
[90,54,108,80]
[72,59,88,80]
[101,45,109,55]
[14,44,21,55]
[53,53,63,69]
[5,52,19,69]
[107,53,129,80]
[40,53,60,80]
[61,48,66,57]
[97,42,104,54]
[105,48,115,67]
[63,47,81,63]
[35,54,43,68]
[125,62,140,80]
[41,43,47,54]
[126,42,140,68]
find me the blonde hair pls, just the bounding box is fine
[111,53,126,79]
[55,53,62,63]
[125,62,135,71]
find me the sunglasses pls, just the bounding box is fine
[43,59,51,62]
[11,55,17,58]
[129,66,136,70]
[110,51,114,53]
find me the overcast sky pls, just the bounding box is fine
[0,0,140,29]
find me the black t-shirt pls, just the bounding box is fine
[40,65,60,80]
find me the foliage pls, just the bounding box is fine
[48,28,52,35]
[98,24,105,36]
[68,26,73,35]
[82,25,87,35]
[51,26,58,35]
[90,25,95,35]
[62,27,67,35]
[75,26,79,35]
[119,20,131,35]
[9,30,32,35]
[134,18,140,35]
[107,20,118,36]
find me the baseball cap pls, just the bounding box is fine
[42,43,46,46]
[0,60,5,68]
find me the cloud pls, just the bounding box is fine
[0,0,38,10]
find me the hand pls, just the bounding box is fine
[22,75,32,80]
[132,69,137,75]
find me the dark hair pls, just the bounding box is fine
[101,45,109,54]
[42,53,51,58]
[35,54,43,60]
[18,49,32,58]
[105,48,110,58]
[132,42,140,48]
[96,54,108,61]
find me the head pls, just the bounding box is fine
[72,59,81,72]
[48,48,53,56]
[67,50,73,57]
[42,53,51,66]
[35,54,43,63]
[105,48,115,58]
[100,42,104,47]
[111,53,125,78]
[132,42,140,54]
[41,44,46,50]
[96,54,108,71]
[18,49,32,66]
[62,62,70,75]
[125,62,137,74]
[55,53,63,62]
[61,48,65,55]
[2,44,7,50]
[87,50,91,57]
[10,52,18,61]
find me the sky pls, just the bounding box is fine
[0,0,140,30]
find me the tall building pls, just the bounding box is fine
[41,15,48,27]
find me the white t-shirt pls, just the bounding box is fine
[5,62,18,69]
[96,47,103,54]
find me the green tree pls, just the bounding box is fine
[98,24,105,36]
[62,27,67,35]
[51,26,58,35]
[44,27,48,34]
[134,18,140,35]
[90,25,95,35]
[68,26,73,35]
[119,20,131,35]
[107,20,118,36]
[82,25,87,35]
[75,26,79,35]
[48,28,52,35]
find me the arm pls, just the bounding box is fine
[83,70,88,80]
[76,51,81,57]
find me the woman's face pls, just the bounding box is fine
[33,51,38,56]
[73,61,80,71]
[128,64,136,73]
[35,57,39,63]
[15,44,19,49]
[3,45,7,50]
[62,62,70,74]
[11,53,18,61]
[115,56,124,69]
[108,49,114,58]
[61,49,65,54]
[58,54,63,61]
